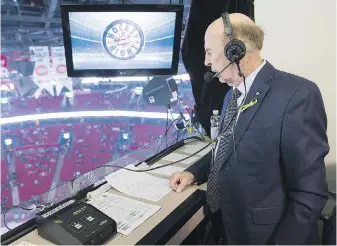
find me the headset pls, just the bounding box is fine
[204,12,247,83]
[222,12,246,64]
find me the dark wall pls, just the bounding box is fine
[181,0,254,135]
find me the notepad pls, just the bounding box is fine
[147,163,185,176]
[105,165,171,202]
[88,193,161,235]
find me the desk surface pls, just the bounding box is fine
[10,140,209,245]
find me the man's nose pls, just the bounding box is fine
[204,57,211,67]
[204,53,211,66]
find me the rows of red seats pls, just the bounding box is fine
[1,91,135,117]
[13,146,59,201]
[1,122,171,208]
[60,123,122,181]
[1,158,12,209]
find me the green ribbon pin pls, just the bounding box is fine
[240,98,258,112]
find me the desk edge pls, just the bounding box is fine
[136,189,206,245]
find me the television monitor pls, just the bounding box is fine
[61,4,184,77]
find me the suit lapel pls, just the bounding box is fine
[220,61,275,169]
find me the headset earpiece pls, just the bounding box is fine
[222,12,246,64]
[225,39,246,63]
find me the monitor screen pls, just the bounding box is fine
[61,4,184,77]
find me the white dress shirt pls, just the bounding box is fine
[214,60,266,158]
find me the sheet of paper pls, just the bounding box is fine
[88,193,161,235]
[147,163,185,176]
[162,152,200,165]
[181,142,212,156]
[105,165,171,202]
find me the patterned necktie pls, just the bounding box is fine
[206,88,242,212]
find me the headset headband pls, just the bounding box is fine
[222,12,233,40]
[221,12,246,64]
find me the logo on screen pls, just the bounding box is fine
[102,20,145,60]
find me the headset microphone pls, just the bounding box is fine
[203,61,234,83]
[204,72,215,83]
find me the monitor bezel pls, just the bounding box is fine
[60,4,184,77]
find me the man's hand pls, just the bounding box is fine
[170,171,195,193]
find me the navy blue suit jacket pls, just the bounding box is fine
[187,61,329,244]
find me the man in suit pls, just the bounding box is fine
[170,13,329,244]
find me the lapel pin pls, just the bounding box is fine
[256,91,260,96]
[240,98,258,112]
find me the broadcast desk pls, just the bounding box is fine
[10,140,209,245]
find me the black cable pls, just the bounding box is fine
[180,129,188,141]
[232,70,246,168]
[19,206,35,211]
[4,211,10,230]
[54,140,211,174]
[193,122,205,141]
[17,142,212,201]
[162,118,190,156]
[166,117,182,145]
[147,135,203,165]
[236,63,247,107]
[3,133,208,227]
[3,134,202,214]
[118,142,211,172]
[176,127,180,142]
[165,106,169,148]
[3,139,210,231]
[154,117,179,154]
[1,180,71,215]
[176,128,182,143]
[158,117,182,153]
[5,204,51,213]
[3,204,47,231]
[226,0,233,12]
[154,119,175,154]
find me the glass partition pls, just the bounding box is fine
[1,0,195,235]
